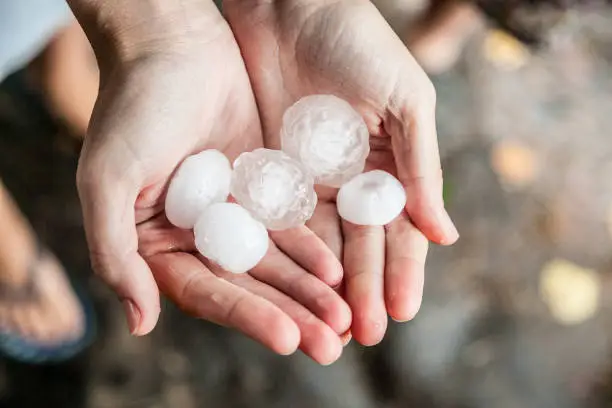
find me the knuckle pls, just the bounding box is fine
[89,249,120,286]
[285,272,307,295]
[224,292,249,325]
[178,273,226,321]
[177,270,203,305]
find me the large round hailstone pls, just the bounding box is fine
[165,150,232,229]
[194,203,269,274]
[231,148,317,230]
[337,170,406,226]
[281,95,370,188]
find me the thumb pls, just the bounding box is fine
[77,148,160,335]
[386,87,459,245]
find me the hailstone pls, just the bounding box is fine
[194,203,269,274]
[281,95,370,187]
[231,148,317,230]
[165,150,232,229]
[336,170,406,226]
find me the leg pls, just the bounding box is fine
[29,18,99,137]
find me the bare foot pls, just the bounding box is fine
[0,183,85,347]
[0,249,85,346]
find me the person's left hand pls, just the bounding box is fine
[225,0,459,346]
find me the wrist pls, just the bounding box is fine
[67,0,224,68]
[223,0,348,20]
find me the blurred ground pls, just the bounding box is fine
[0,3,611,408]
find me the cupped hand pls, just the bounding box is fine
[76,3,349,364]
[225,0,459,346]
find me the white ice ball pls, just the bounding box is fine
[194,203,269,274]
[281,95,370,188]
[336,170,407,226]
[165,150,232,229]
[231,148,317,230]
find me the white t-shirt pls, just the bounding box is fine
[0,0,72,82]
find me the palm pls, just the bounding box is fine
[226,0,458,346]
[79,14,349,364]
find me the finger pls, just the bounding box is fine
[340,330,352,346]
[149,252,300,356]
[269,223,343,287]
[77,163,160,336]
[306,201,343,263]
[237,274,343,365]
[134,182,167,224]
[384,212,428,321]
[202,257,343,365]
[137,213,196,258]
[249,242,351,335]
[342,221,387,346]
[386,91,459,245]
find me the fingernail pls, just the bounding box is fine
[439,209,459,245]
[122,299,140,335]
[340,330,352,347]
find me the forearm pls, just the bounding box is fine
[66,0,223,66]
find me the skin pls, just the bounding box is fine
[224,0,459,346]
[68,0,458,363]
[69,0,350,365]
[35,19,98,136]
[0,181,84,344]
[0,18,97,347]
[68,2,351,364]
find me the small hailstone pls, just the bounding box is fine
[231,148,317,230]
[194,203,269,274]
[165,150,232,229]
[337,170,406,226]
[281,95,370,188]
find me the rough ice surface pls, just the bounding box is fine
[336,170,407,226]
[194,203,269,274]
[231,148,317,230]
[165,150,232,229]
[281,94,370,187]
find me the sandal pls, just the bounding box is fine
[0,241,96,363]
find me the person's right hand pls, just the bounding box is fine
[224,0,459,347]
[72,1,350,365]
